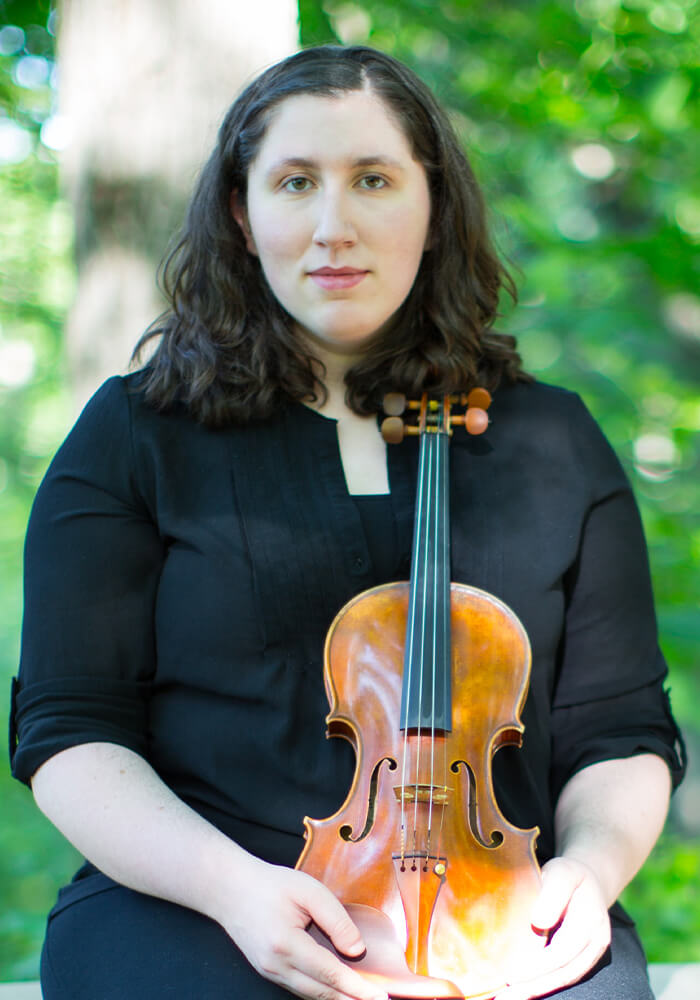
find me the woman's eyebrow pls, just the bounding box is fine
[264,155,406,179]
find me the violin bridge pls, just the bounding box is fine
[393,784,451,806]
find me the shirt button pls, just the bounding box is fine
[353,555,367,571]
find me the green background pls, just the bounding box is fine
[1,0,698,979]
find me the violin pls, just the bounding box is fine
[297,391,541,999]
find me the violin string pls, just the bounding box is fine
[400,426,426,862]
[435,409,449,870]
[437,412,450,867]
[413,436,433,860]
[427,421,441,862]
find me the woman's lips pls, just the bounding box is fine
[309,270,368,290]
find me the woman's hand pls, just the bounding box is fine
[32,745,385,1000]
[495,755,672,999]
[494,857,611,1000]
[219,858,387,1000]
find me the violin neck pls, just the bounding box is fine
[401,422,452,732]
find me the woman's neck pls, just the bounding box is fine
[306,341,360,420]
[299,333,390,494]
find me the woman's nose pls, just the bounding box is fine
[313,190,357,247]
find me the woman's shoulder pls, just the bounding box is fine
[486,378,629,494]
[77,371,209,439]
[491,377,583,416]
[49,373,218,497]
[487,377,605,446]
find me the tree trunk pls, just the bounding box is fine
[58,0,299,411]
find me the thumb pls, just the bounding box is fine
[531,858,580,933]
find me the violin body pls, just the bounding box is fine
[297,580,541,1000]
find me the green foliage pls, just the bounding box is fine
[298,0,339,44]
[1,0,698,980]
[1,2,82,980]
[0,0,53,31]
[0,157,79,979]
[621,834,700,960]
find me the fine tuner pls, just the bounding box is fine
[380,389,492,444]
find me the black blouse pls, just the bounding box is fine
[10,375,685,868]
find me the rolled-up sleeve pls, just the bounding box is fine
[550,674,686,801]
[550,398,686,801]
[9,377,164,784]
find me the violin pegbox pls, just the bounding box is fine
[381,389,492,443]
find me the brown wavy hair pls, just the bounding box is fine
[133,44,529,425]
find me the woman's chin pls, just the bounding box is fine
[294,323,384,358]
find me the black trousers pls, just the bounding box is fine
[41,872,655,999]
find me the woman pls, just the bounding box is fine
[10,44,684,1000]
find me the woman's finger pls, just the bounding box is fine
[299,880,366,959]
[494,928,610,1000]
[285,928,387,1000]
[497,863,611,1000]
[530,857,582,932]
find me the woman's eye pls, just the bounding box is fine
[360,174,387,190]
[282,176,313,193]
[281,174,388,193]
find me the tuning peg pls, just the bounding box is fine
[383,392,407,416]
[381,416,405,443]
[465,407,489,435]
[467,387,492,410]
[448,387,492,435]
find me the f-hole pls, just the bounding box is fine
[451,759,504,849]
[340,757,397,842]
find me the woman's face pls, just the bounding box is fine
[232,89,432,356]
